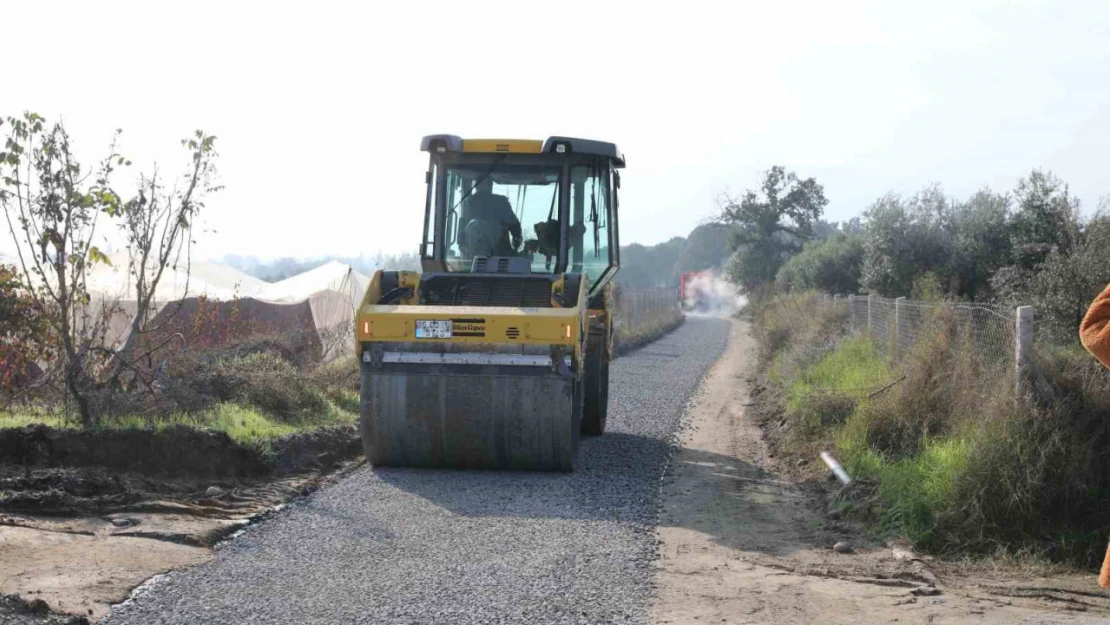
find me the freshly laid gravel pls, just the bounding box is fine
[105,318,731,625]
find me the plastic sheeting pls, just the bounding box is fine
[4,253,371,362]
[257,261,371,360]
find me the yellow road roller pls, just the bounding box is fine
[355,135,624,471]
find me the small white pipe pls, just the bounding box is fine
[820,451,852,486]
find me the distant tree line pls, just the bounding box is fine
[615,223,733,288]
[720,165,1107,344]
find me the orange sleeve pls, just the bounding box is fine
[1080,282,1110,369]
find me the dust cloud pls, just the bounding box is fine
[680,271,746,317]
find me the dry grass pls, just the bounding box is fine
[754,292,1110,567]
[1,343,362,450]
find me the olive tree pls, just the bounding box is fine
[860,185,953,297]
[947,188,1011,299]
[776,233,864,294]
[1009,170,1080,268]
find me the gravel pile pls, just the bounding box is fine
[105,318,731,625]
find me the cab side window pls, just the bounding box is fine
[568,163,612,282]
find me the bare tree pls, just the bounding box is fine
[112,130,220,379]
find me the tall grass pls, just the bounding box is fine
[756,292,1110,566]
[839,434,972,545]
[774,336,893,464]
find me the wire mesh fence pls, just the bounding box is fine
[868,297,897,360]
[816,294,1025,375]
[612,286,682,343]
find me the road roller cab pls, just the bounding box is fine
[355,135,624,471]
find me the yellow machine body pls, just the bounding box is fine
[356,135,623,471]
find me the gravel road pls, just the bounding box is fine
[104,317,731,625]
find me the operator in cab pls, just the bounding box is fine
[459,178,523,258]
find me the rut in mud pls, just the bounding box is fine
[0,425,363,622]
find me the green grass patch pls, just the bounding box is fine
[768,350,788,384]
[0,407,67,429]
[839,433,971,543]
[779,337,892,445]
[0,400,356,448]
[785,337,891,414]
[782,335,975,547]
[331,391,360,415]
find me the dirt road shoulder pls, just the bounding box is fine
[650,319,1110,625]
[0,425,363,622]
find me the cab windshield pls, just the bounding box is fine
[443,161,562,273]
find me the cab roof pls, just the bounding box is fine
[420,134,625,168]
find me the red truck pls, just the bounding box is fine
[679,270,719,312]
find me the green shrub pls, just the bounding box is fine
[152,347,333,423]
[209,352,329,423]
[776,233,864,294]
[309,356,360,414]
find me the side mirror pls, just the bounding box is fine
[613,171,621,189]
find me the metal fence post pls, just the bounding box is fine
[894,296,906,359]
[1015,306,1033,397]
[848,294,855,331]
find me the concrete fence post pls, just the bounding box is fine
[1015,306,1033,397]
[867,294,874,339]
[894,296,907,359]
[848,294,856,331]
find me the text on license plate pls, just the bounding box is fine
[415,320,452,339]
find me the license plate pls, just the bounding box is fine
[415,320,452,339]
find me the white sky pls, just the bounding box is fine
[2,0,1108,260]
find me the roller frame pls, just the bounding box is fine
[357,276,590,471]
